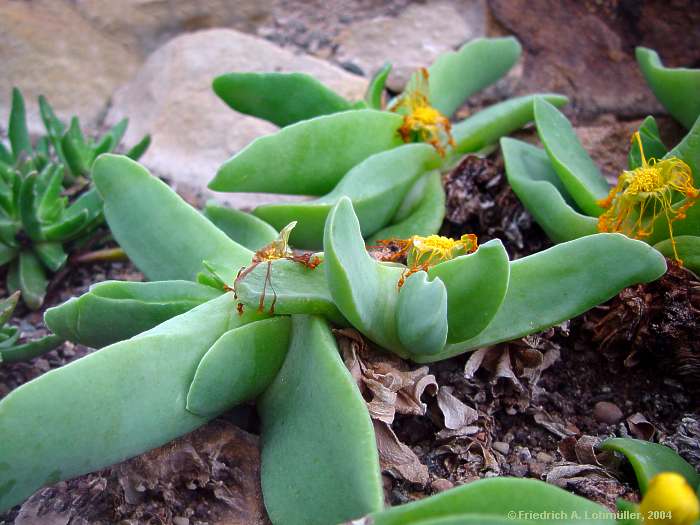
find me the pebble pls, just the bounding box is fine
[431,478,454,493]
[492,441,510,455]
[593,401,624,424]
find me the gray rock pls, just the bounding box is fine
[0,0,140,133]
[334,1,486,92]
[75,0,275,56]
[105,28,367,207]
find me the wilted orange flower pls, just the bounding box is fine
[597,131,698,264]
[376,233,478,287]
[389,68,455,156]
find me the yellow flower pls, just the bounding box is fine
[389,68,455,156]
[375,233,478,287]
[597,131,698,264]
[640,472,700,525]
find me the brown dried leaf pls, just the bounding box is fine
[532,410,578,438]
[373,420,429,486]
[434,387,479,434]
[627,412,656,441]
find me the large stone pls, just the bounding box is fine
[335,1,485,92]
[488,0,700,120]
[0,0,140,134]
[75,0,275,56]
[106,28,367,206]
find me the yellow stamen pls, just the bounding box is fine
[389,68,455,156]
[597,132,698,264]
[639,472,700,525]
[375,233,478,287]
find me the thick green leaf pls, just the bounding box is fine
[93,154,252,282]
[453,94,568,154]
[366,63,392,109]
[0,291,20,326]
[105,118,128,148]
[395,271,447,355]
[204,201,278,251]
[253,144,441,249]
[0,334,63,364]
[0,293,254,512]
[18,174,42,240]
[664,113,700,179]
[423,233,667,362]
[34,242,67,272]
[234,258,346,325]
[9,88,31,159]
[213,72,353,127]
[186,317,290,417]
[534,98,610,216]
[502,138,599,243]
[628,116,667,170]
[0,243,18,267]
[654,236,700,274]
[409,517,542,525]
[601,438,700,494]
[37,165,66,223]
[61,133,89,177]
[15,251,48,310]
[637,47,700,130]
[428,37,521,118]
[366,171,445,244]
[428,239,510,343]
[211,110,404,195]
[126,134,151,161]
[41,210,88,242]
[366,477,613,525]
[259,315,383,525]
[44,280,223,348]
[324,197,411,356]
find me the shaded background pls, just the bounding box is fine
[2,0,699,202]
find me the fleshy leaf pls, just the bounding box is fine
[0,334,63,364]
[654,236,700,274]
[93,154,252,282]
[258,315,383,525]
[186,317,290,417]
[395,271,448,355]
[534,98,610,216]
[628,116,667,170]
[428,239,510,343]
[428,37,522,118]
[365,477,613,525]
[204,201,278,251]
[211,110,404,195]
[601,438,700,494]
[253,144,441,249]
[452,94,568,154]
[421,234,667,362]
[366,171,445,244]
[365,63,392,109]
[636,47,700,130]
[213,72,353,127]
[0,294,259,513]
[15,251,48,310]
[501,137,599,243]
[234,258,346,325]
[9,88,31,159]
[44,280,223,348]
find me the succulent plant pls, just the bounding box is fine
[502,99,700,274]
[636,47,700,130]
[0,154,668,519]
[0,291,62,363]
[209,37,568,249]
[0,88,150,308]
